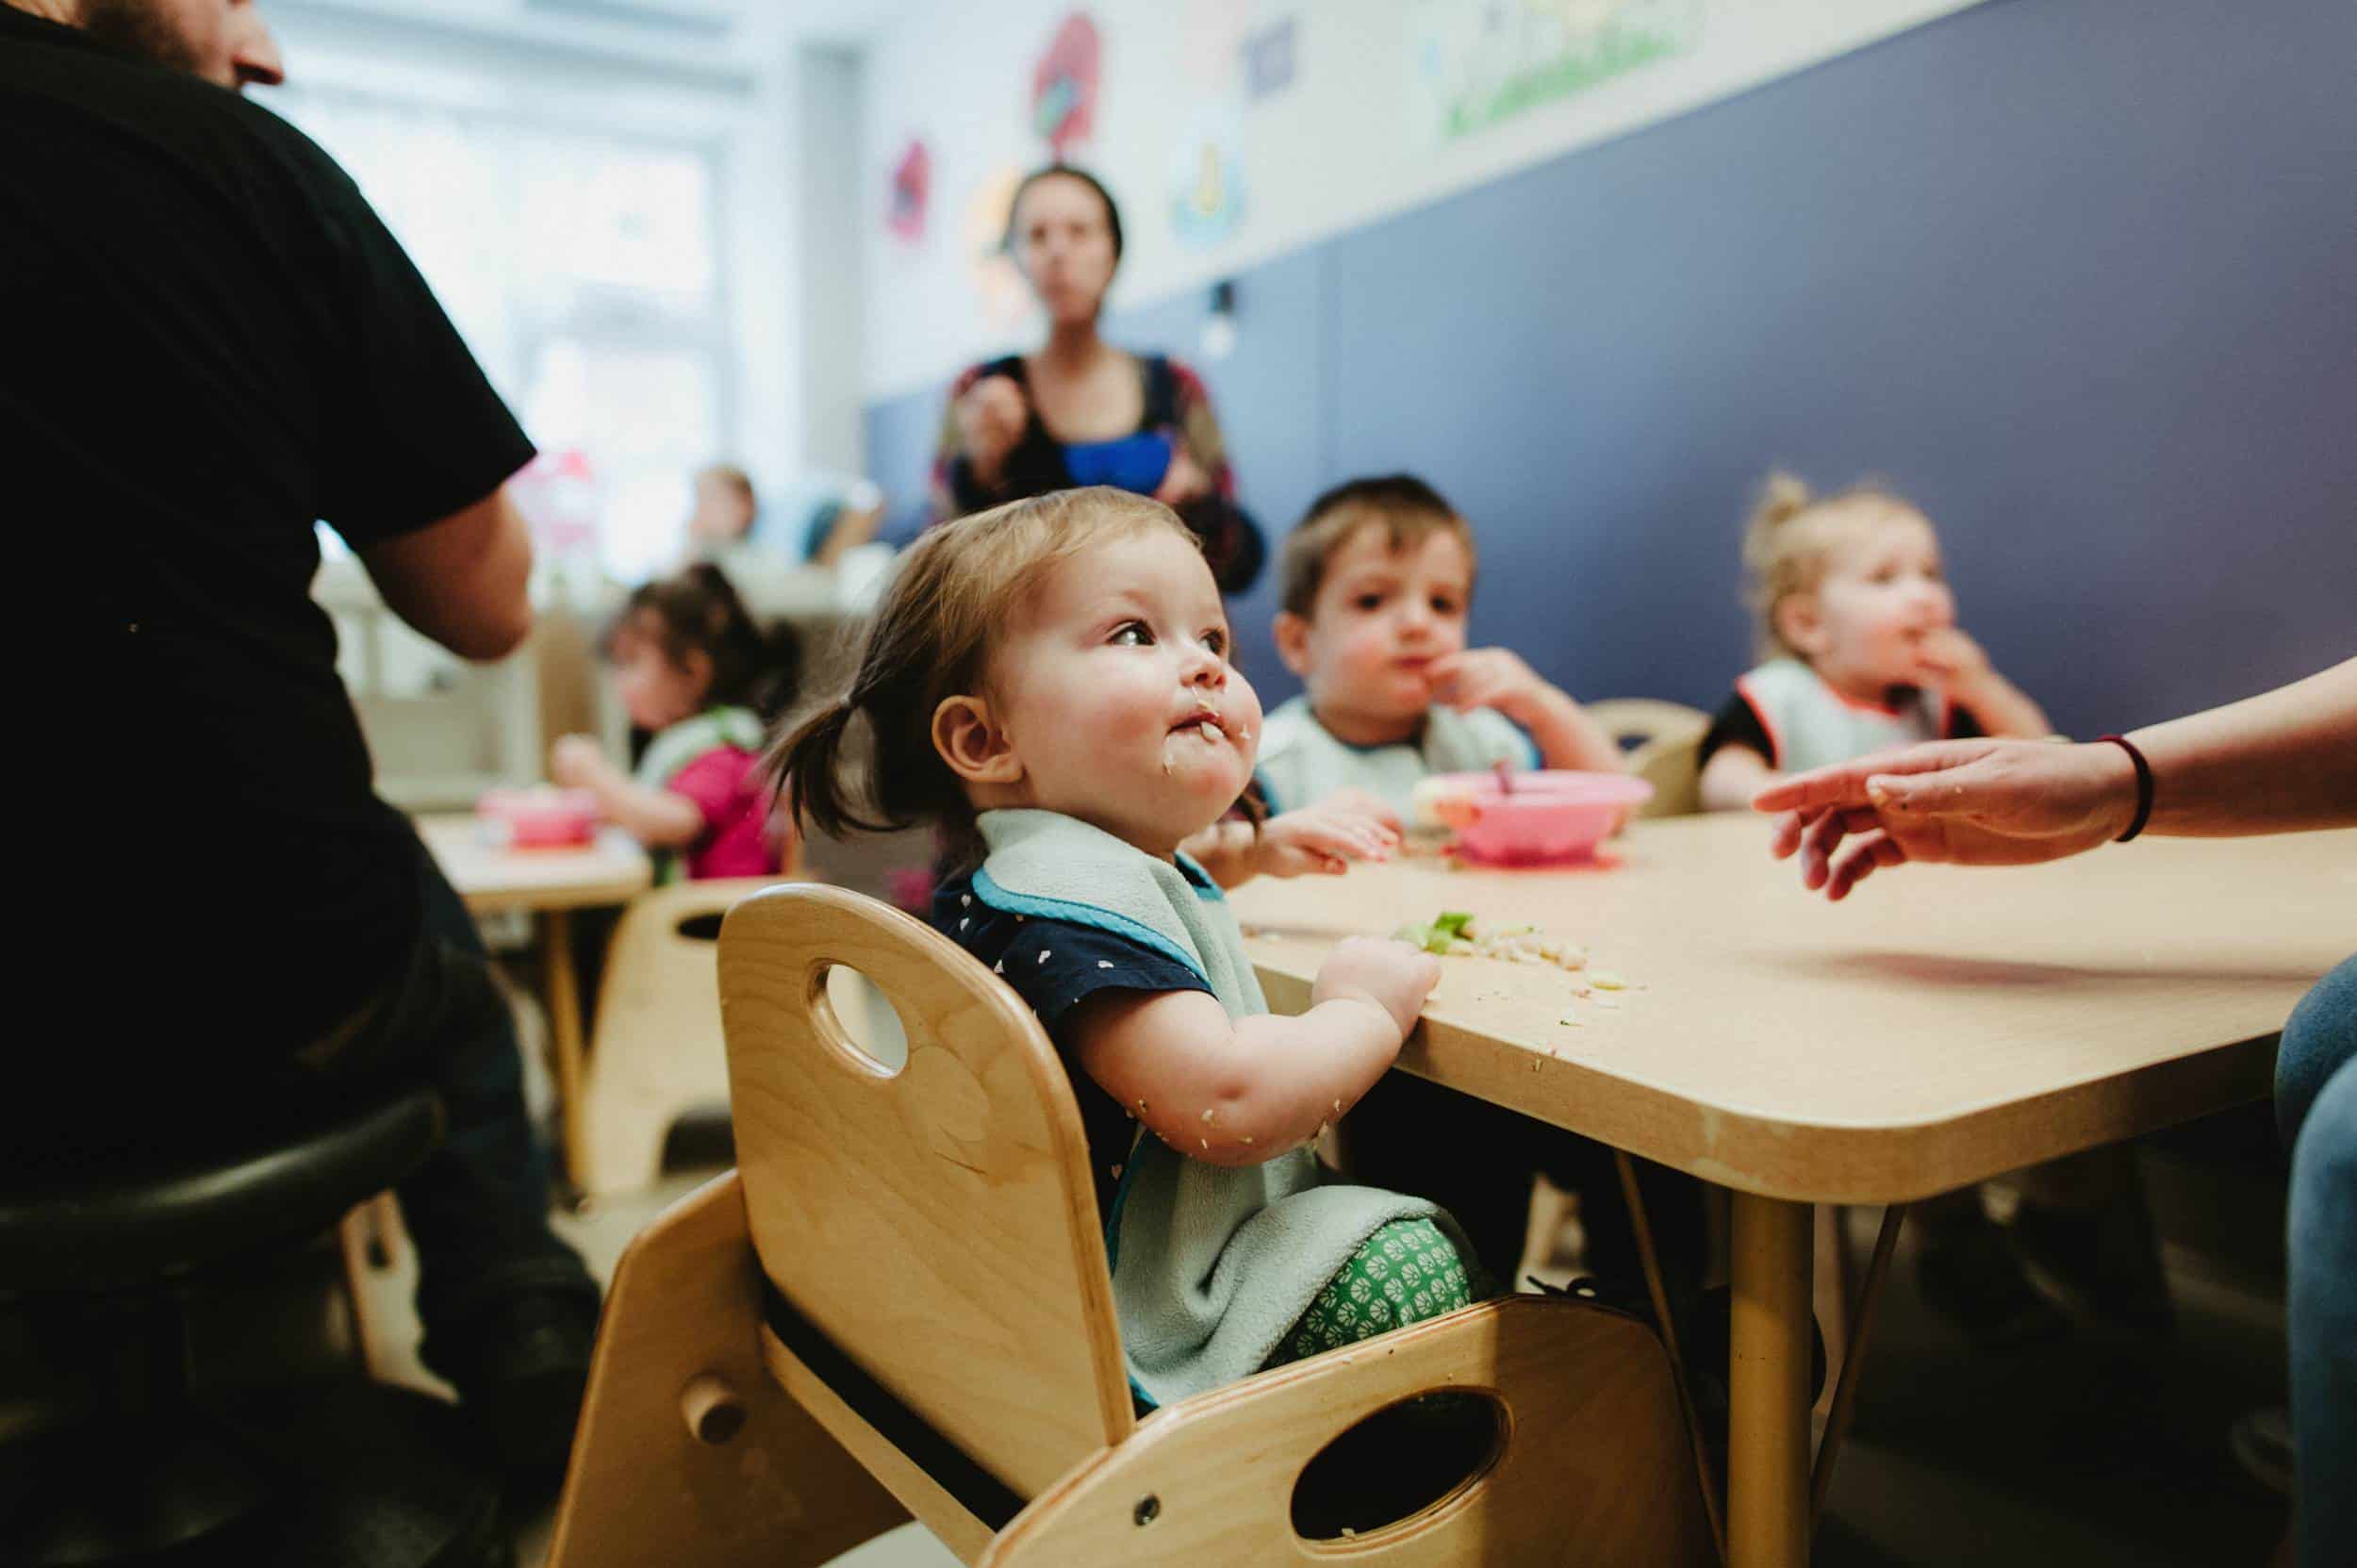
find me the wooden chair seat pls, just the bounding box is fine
[548,884,1717,1567]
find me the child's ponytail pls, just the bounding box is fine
[772,700,870,845]
[1747,470,1813,536]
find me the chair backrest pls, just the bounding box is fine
[1587,698,1709,818]
[591,879,783,1078]
[718,883,1135,1499]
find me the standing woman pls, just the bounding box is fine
[931,164,1263,591]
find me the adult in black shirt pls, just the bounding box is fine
[3,0,597,1471]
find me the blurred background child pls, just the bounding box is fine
[551,562,796,882]
[1697,471,2049,810]
[1257,474,1622,818]
[684,462,759,559]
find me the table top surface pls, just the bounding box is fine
[1229,815,2357,1202]
[416,814,652,915]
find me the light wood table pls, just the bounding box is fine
[415,815,652,1183]
[1229,815,2357,1568]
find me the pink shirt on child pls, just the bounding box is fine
[667,745,782,880]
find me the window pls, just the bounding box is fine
[273,87,730,582]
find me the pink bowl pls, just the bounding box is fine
[1425,770,1654,866]
[477,788,602,850]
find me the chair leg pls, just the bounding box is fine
[547,1173,907,1568]
[337,1194,406,1382]
[1811,1205,1853,1422]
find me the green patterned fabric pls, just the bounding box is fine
[1265,1217,1482,1367]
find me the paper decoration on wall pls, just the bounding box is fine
[1410,0,1702,143]
[1169,102,1246,251]
[886,139,931,245]
[963,161,1034,330]
[1031,11,1102,157]
[1243,14,1298,102]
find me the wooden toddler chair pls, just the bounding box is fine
[571,873,793,1198]
[1587,698,1709,819]
[548,884,1717,1567]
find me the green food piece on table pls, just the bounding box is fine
[1432,911,1475,937]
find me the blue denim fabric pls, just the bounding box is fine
[2279,955,2356,1568]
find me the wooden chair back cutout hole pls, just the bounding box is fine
[674,911,724,942]
[816,962,911,1076]
[1289,1389,1507,1543]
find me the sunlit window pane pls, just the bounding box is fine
[271,87,726,580]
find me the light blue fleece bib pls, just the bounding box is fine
[1254,697,1537,817]
[973,808,1451,1407]
[1734,658,1951,774]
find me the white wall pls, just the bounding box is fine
[859,0,1984,401]
[795,47,870,474]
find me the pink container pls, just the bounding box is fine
[1424,770,1655,866]
[476,788,602,850]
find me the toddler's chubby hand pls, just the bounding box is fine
[955,374,1029,475]
[549,734,609,790]
[1913,626,1994,689]
[1257,797,1402,878]
[1312,936,1442,1041]
[1312,787,1406,835]
[1428,647,1559,723]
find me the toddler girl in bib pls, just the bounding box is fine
[1697,471,2052,810]
[774,488,1488,1406]
[552,564,795,882]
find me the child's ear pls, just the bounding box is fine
[931,695,1024,785]
[1774,594,1830,659]
[1272,611,1312,678]
[681,647,716,694]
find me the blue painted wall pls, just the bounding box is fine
[869,0,2357,737]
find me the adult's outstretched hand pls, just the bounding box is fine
[1752,737,2138,900]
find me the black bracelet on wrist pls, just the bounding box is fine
[2097,734,2153,842]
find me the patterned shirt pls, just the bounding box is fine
[931,867,1213,1218]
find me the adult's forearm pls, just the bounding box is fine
[2131,658,2357,836]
